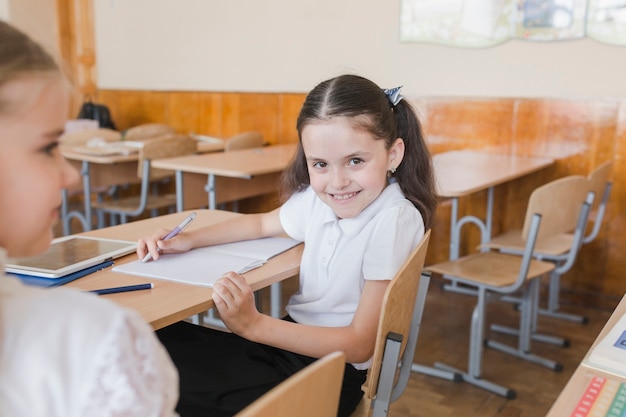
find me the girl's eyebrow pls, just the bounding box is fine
[40,128,65,142]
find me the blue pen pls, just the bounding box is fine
[89,283,154,295]
[141,212,197,263]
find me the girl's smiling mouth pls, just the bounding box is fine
[331,191,358,201]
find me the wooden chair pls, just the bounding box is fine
[535,162,612,324]
[424,176,592,398]
[485,162,612,343]
[352,230,431,417]
[92,134,197,225]
[235,351,345,417]
[224,131,264,152]
[123,123,176,141]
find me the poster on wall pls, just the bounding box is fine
[399,0,514,47]
[587,0,626,45]
[514,0,587,41]
[400,0,626,46]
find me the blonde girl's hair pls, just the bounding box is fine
[0,20,61,113]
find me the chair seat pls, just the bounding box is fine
[482,230,574,256]
[427,252,554,288]
[93,193,176,214]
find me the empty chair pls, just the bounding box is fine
[235,351,345,417]
[93,134,197,225]
[352,230,431,417]
[224,131,265,152]
[539,161,610,321]
[424,176,592,398]
[123,123,176,141]
[485,161,612,337]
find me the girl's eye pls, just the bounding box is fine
[41,142,60,156]
[348,158,363,166]
[312,161,327,169]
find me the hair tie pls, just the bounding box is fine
[383,86,404,107]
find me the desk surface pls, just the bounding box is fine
[433,150,554,198]
[61,138,225,164]
[546,293,626,416]
[65,210,303,330]
[151,144,297,179]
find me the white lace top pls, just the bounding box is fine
[0,248,179,417]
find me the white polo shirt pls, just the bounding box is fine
[280,183,425,329]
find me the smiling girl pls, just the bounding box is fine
[138,74,437,417]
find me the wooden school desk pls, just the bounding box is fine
[61,139,226,233]
[64,209,303,330]
[151,144,297,211]
[432,150,554,292]
[546,293,626,417]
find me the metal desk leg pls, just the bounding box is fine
[175,170,184,212]
[204,174,216,210]
[80,160,93,231]
[444,187,492,295]
[61,161,92,234]
[270,282,281,318]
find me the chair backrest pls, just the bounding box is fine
[60,128,121,146]
[138,134,197,180]
[588,161,612,211]
[521,175,590,241]
[584,161,612,243]
[235,351,345,417]
[124,123,176,141]
[224,131,265,152]
[363,230,431,400]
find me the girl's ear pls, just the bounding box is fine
[388,137,405,171]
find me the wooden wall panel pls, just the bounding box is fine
[420,98,516,154]
[90,90,626,306]
[277,94,306,144]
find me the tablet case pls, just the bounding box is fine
[9,260,114,288]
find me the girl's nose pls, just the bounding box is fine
[330,168,350,189]
[61,156,80,188]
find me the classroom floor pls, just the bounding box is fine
[256,274,615,417]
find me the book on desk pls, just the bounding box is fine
[113,237,301,287]
[567,312,626,417]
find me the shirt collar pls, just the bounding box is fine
[318,183,404,237]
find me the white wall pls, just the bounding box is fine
[94,0,625,99]
[3,0,58,58]
[0,0,9,20]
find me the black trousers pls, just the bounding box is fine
[156,319,367,417]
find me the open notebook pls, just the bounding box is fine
[112,237,301,287]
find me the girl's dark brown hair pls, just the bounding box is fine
[280,74,437,228]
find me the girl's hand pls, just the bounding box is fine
[212,271,260,336]
[136,230,193,261]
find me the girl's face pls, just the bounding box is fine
[0,76,79,257]
[301,116,404,219]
